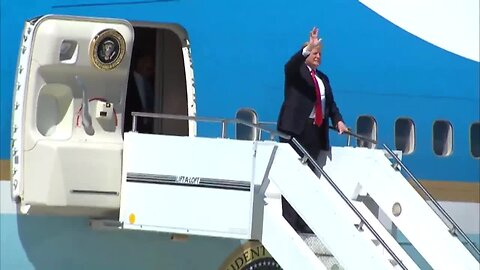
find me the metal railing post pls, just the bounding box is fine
[221,120,227,138]
[132,114,137,133]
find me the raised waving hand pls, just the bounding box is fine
[307,27,321,50]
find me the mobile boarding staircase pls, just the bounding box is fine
[117,113,479,270]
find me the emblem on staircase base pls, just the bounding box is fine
[220,240,281,270]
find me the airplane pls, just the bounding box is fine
[0,0,478,269]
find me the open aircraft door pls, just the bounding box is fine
[10,15,134,217]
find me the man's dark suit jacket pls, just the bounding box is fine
[277,49,343,150]
[124,73,153,133]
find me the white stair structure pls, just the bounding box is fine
[119,133,393,269]
[115,130,479,269]
[317,147,479,270]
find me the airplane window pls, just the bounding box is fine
[59,40,78,64]
[433,120,453,156]
[470,122,480,158]
[395,118,415,155]
[235,108,259,141]
[356,116,377,148]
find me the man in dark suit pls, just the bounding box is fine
[124,52,155,133]
[277,27,348,233]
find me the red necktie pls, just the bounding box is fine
[310,69,323,126]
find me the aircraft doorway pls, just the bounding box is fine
[124,23,195,136]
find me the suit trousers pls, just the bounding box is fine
[279,117,327,233]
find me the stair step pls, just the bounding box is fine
[299,233,344,270]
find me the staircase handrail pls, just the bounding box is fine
[289,137,407,269]
[131,112,288,139]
